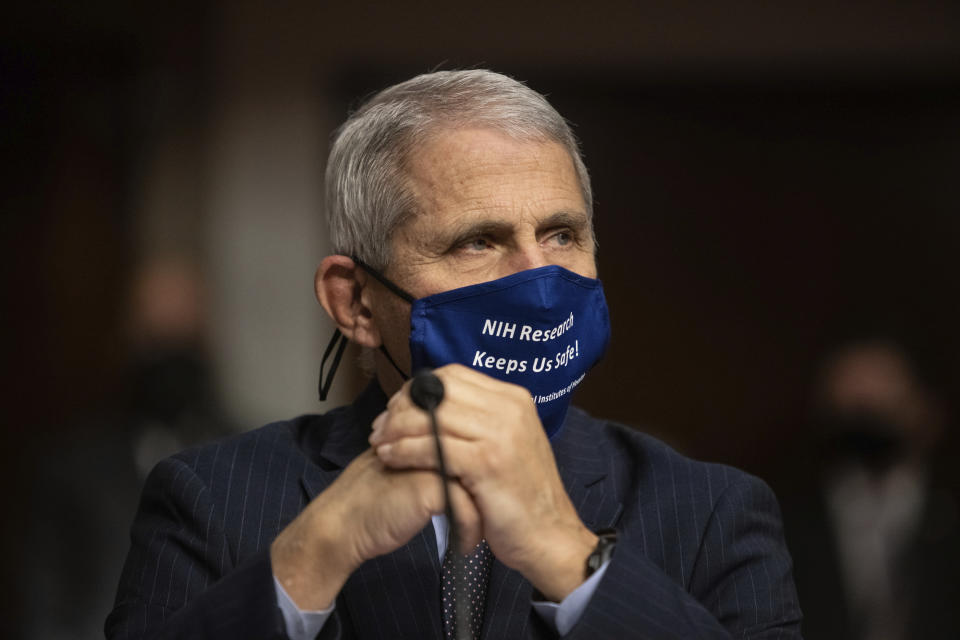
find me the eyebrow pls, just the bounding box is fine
[440,210,591,246]
[535,210,591,233]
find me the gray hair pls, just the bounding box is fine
[324,69,593,270]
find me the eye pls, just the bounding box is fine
[545,229,574,247]
[461,237,492,252]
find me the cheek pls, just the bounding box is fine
[560,250,597,279]
[411,267,481,297]
[371,293,412,351]
[385,309,412,350]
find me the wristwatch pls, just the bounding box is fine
[586,528,618,576]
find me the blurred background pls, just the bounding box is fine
[3,1,959,638]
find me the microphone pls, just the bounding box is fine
[408,370,469,640]
[410,370,445,411]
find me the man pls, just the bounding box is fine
[781,338,959,640]
[107,70,802,639]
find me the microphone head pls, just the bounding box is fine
[410,370,444,411]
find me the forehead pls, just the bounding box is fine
[823,345,918,408]
[399,127,587,232]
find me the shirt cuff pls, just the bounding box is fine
[274,575,335,640]
[531,559,610,636]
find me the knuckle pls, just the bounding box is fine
[440,363,471,382]
[508,383,531,403]
[389,439,411,461]
[387,392,403,410]
[385,412,409,438]
[434,363,454,378]
[478,443,502,473]
[416,474,443,507]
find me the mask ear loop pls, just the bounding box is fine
[351,256,415,303]
[317,257,415,402]
[317,334,409,403]
[353,256,415,383]
[318,329,349,401]
[379,344,410,382]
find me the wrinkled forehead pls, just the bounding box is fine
[397,126,590,221]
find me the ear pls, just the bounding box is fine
[315,255,382,348]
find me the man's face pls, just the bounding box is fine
[369,127,597,375]
[821,345,928,441]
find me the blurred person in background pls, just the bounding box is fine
[781,337,960,640]
[21,258,232,640]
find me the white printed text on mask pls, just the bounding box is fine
[481,313,574,343]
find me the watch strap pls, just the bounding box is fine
[586,528,618,576]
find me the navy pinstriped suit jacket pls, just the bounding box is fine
[107,382,803,639]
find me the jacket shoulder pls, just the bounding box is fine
[567,405,764,498]
[168,415,316,483]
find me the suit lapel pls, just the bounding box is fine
[480,407,624,639]
[342,527,444,640]
[554,408,625,531]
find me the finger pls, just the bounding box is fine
[375,435,473,478]
[369,405,432,446]
[447,481,483,552]
[435,366,535,424]
[387,381,415,412]
[376,368,535,446]
[385,372,458,419]
[374,391,488,445]
[375,375,479,445]
[398,368,492,423]
[437,362,536,403]
[434,362,504,391]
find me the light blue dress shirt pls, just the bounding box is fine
[274,514,610,639]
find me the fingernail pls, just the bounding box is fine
[377,443,392,459]
[369,412,386,444]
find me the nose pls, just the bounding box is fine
[508,243,549,273]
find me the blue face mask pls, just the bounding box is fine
[319,261,611,438]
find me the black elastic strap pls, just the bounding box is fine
[352,256,416,304]
[379,344,409,382]
[317,334,409,402]
[318,328,349,401]
[316,257,414,402]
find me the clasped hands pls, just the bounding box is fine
[371,364,597,602]
[271,364,596,611]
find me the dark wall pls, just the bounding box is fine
[561,74,960,474]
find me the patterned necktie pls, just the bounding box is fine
[441,540,493,640]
